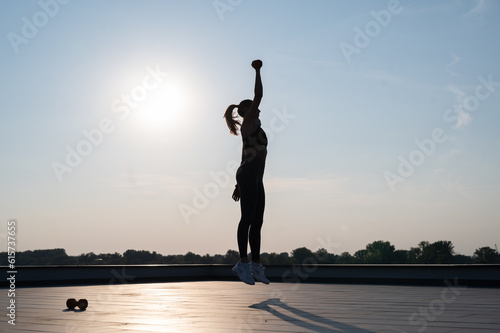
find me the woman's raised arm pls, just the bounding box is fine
[245,60,263,120]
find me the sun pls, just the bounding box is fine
[135,79,186,128]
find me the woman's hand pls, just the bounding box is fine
[252,59,262,70]
[232,186,240,202]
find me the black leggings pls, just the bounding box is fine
[236,158,265,261]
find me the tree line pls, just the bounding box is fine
[1,240,499,265]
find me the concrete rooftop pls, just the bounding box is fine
[1,280,499,332]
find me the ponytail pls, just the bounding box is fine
[224,104,241,136]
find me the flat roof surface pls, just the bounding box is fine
[2,281,499,332]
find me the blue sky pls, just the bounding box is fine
[1,0,499,257]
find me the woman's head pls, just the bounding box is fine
[237,99,252,117]
[223,99,253,135]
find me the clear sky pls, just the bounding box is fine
[1,0,499,257]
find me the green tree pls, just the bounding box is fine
[419,241,430,251]
[354,249,367,263]
[474,246,500,263]
[19,248,74,265]
[365,241,395,263]
[184,251,201,263]
[212,254,224,264]
[291,247,314,264]
[337,252,354,264]
[94,252,124,265]
[433,241,455,263]
[264,252,292,265]
[200,254,214,264]
[454,254,474,264]
[392,250,410,264]
[77,252,99,265]
[222,250,240,264]
[314,248,336,263]
[262,253,274,265]
[168,255,186,264]
[408,246,422,263]
[123,250,161,264]
[418,241,454,263]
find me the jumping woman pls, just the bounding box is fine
[223,59,270,285]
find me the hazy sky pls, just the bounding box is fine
[1,0,499,257]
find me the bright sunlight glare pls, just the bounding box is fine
[136,80,186,128]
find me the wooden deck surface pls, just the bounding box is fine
[1,281,499,332]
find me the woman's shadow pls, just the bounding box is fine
[249,298,375,333]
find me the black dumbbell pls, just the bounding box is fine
[77,299,88,310]
[66,298,77,309]
[66,298,88,310]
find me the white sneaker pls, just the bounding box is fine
[232,261,255,285]
[250,262,270,284]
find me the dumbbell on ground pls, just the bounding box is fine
[66,298,88,310]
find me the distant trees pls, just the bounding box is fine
[76,252,100,264]
[1,241,499,265]
[453,254,474,264]
[364,241,395,263]
[291,247,314,264]
[417,241,455,264]
[14,249,76,265]
[222,250,239,264]
[354,249,367,263]
[393,250,410,263]
[262,252,290,265]
[123,250,163,264]
[474,247,500,264]
[337,252,354,264]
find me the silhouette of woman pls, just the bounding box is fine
[223,60,270,285]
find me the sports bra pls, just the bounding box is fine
[243,120,268,149]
